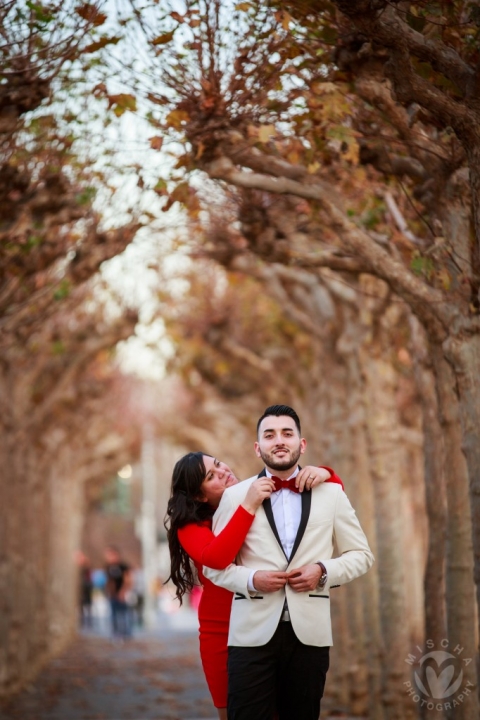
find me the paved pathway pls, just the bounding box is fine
[0,598,362,720]
[0,604,216,720]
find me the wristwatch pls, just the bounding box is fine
[316,561,328,588]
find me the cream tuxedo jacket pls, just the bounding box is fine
[204,474,374,648]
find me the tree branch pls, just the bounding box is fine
[206,155,454,337]
[354,74,449,172]
[335,2,474,97]
[386,47,477,143]
[25,312,138,431]
[384,191,423,245]
[289,250,370,273]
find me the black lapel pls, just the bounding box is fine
[259,468,288,560]
[289,489,312,561]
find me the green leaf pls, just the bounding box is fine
[154,178,168,195]
[51,340,66,355]
[53,280,71,301]
[27,235,42,249]
[26,1,54,23]
[319,25,337,44]
[411,256,434,278]
[76,187,97,205]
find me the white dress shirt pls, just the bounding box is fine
[248,467,301,592]
[268,467,302,558]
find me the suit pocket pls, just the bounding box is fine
[307,518,332,530]
[308,594,329,598]
[234,593,264,600]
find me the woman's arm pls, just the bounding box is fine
[178,476,274,569]
[296,465,345,492]
[178,505,254,570]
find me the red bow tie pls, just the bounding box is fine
[271,476,300,493]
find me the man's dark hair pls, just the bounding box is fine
[256,405,301,436]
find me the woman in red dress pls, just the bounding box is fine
[165,452,343,720]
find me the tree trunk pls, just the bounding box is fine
[440,336,480,705]
[329,354,372,717]
[346,356,384,720]
[0,371,137,697]
[359,295,415,720]
[410,321,448,646]
[335,303,384,720]
[0,438,57,695]
[410,318,448,720]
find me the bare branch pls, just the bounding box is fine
[206,155,454,337]
[384,191,423,245]
[289,251,370,274]
[335,2,474,97]
[387,47,477,143]
[220,337,273,372]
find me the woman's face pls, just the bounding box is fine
[198,456,238,507]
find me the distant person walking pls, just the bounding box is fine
[76,551,93,628]
[104,546,133,639]
[129,566,146,628]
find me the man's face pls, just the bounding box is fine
[254,415,306,473]
[105,549,119,564]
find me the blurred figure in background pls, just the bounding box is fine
[76,551,93,628]
[91,567,107,592]
[127,566,146,628]
[104,545,133,639]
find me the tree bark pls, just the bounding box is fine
[431,343,479,718]
[410,320,448,647]
[359,288,415,720]
[443,334,480,685]
[344,329,384,720]
[410,318,448,720]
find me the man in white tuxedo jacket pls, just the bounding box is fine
[204,404,374,720]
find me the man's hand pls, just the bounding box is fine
[252,571,289,593]
[287,564,322,592]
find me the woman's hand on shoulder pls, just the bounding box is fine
[296,466,332,493]
[241,477,276,514]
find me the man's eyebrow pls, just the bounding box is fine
[261,426,295,433]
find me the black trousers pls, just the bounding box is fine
[227,621,330,720]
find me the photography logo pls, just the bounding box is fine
[404,640,474,711]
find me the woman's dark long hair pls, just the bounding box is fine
[164,451,215,604]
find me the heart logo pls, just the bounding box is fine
[414,651,463,699]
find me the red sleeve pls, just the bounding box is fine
[320,466,345,491]
[178,505,255,570]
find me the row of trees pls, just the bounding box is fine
[2,3,479,718]
[121,1,479,717]
[0,1,141,694]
